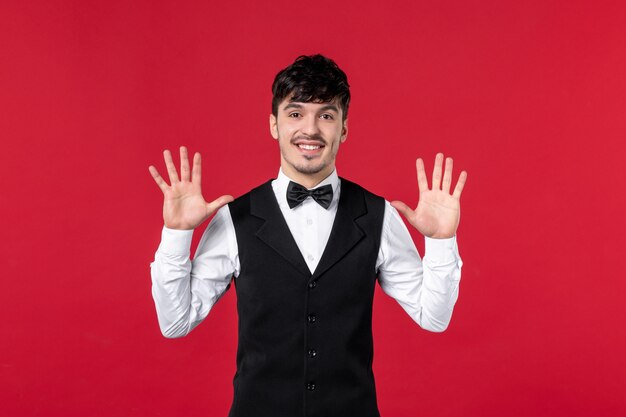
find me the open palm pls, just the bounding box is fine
[148,146,233,230]
[391,153,467,239]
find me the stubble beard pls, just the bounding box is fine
[279,133,331,175]
[283,148,328,175]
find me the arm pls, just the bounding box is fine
[384,152,468,332]
[377,202,462,332]
[150,205,238,338]
[148,146,235,338]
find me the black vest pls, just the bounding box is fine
[227,177,385,417]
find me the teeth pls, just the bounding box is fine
[299,144,321,150]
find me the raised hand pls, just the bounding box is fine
[391,153,467,239]
[148,146,234,230]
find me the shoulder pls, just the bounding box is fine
[227,179,274,220]
[338,177,386,222]
[339,177,385,206]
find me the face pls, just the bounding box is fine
[269,96,348,185]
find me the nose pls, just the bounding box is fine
[301,114,321,137]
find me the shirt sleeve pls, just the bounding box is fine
[376,201,463,332]
[150,205,239,338]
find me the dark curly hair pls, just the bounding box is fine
[271,54,351,122]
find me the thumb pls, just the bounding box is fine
[390,200,413,220]
[206,194,235,216]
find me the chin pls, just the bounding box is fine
[294,163,326,175]
[282,150,330,176]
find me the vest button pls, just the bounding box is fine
[307,314,317,324]
[308,349,317,358]
[307,382,316,391]
[308,281,317,289]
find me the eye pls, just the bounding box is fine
[320,113,334,120]
[288,112,301,118]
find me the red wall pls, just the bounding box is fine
[1,1,624,416]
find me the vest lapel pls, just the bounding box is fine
[313,178,367,279]
[251,180,311,278]
[249,178,369,280]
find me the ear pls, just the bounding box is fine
[340,118,348,143]
[269,113,278,140]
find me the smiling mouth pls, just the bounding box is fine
[298,144,323,150]
[293,138,325,154]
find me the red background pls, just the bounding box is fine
[1,1,625,416]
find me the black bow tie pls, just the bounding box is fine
[286,181,333,209]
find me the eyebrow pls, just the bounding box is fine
[283,103,339,113]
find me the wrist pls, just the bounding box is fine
[426,232,455,239]
[164,222,195,231]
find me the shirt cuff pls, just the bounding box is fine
[157,226,194,256]
[424,235,458,264]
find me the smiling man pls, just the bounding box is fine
[149,54,467,417]
[271,98,346,185]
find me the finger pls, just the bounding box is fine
[452,171,468,199]
[148,165,169,193]
[390,200,414,220]
[180,146,190,182]
[442,157,453,194]
[206,194,235,216]
[416,158,428,193]
[431,153,444,190]
[192,152,202,189]
[163,149,180,184]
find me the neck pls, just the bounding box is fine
[281,164,334,189]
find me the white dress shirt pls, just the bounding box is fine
[151,168,463,338]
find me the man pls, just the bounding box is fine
[149,54,467,417]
